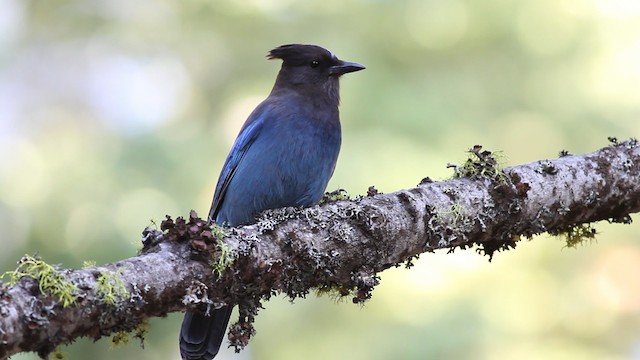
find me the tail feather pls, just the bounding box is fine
[180,306,233,360]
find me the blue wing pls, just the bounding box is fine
[207,105,266,223]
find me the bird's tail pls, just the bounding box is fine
[180,306,233,360]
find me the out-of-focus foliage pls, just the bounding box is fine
[1,0,639,359]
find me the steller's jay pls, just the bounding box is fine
[179,44,365,360]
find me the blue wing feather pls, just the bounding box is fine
[208,106,266,223]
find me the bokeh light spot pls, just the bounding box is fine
[219,95,265,145]
[516,0,580,56]
[405,0,469,50]
[88,55,191,134]
[497,111,565,163]
[589,246,640,313]
[65,203,114,254]
[0,0,25,46]
[593,0,640,19]
[0,137,51,209]
[586,39,640,107]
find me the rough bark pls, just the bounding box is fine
[1,139,639,359]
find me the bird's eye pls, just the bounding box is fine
[310,60,320,68]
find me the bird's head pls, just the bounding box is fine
[267,44,365,102]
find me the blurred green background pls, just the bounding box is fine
[1,0,640,359]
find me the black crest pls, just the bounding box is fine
[267,44,337,66]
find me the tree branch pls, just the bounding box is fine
[1,139,639,359]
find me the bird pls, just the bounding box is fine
[179,44,365,360]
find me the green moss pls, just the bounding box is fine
[110,331,130,348]
[132,319,150,347]
[51,347,66,360]
[313,286,352,303]
[554,223,598,248]
[108,320,149,349]
[451,145,508,184]
[320,189,350,204]
[96,270,128,306]
[186,222,237,277]
[210,223,228,241]
[82,260,96,269]
[211,241,236,278]
[1,255,77,307]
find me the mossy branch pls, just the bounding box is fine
[1,139,639,359]
[2,255,78,308]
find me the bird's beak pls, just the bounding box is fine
[329,60,366,76]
